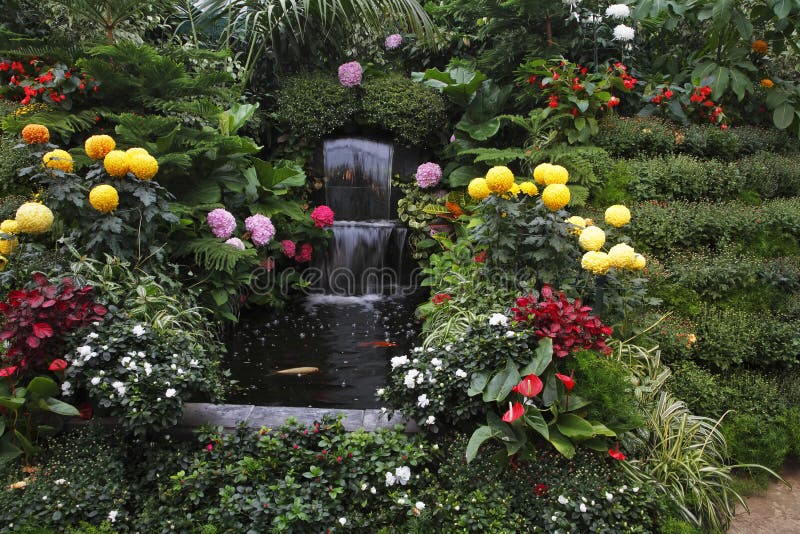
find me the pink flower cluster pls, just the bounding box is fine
[385,34,403,50]
[295,243,313,263]
[310,205,335,228]
[416,162,442,188]
[207,208,236,239]
[225,237,245,250]
[245,214,275,247]
[338,61,363,87]
[281,240,296,257]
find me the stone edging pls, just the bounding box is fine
[180,403,419,433]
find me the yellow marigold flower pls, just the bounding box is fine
[129,154,159,181]
[579,226,606,251]
[608,243,636,269]
[503,182,521,199]
[533,163,552,185]
[15,202,54,234]
[519,181,538,196]
[103,150,130,177]
[582,251,611,275]
[565,215,586,235]
[89,185,119,213]
[632,253,646,270]
[751,40,768,54]
[21,124,50,145]
[0,220,19,235]
[126,147,150,158]
[485,166,515,194]
[468,177,491,200]
[604,204,631,227]
[43,149,73,173]
[584,218,594,226]
[0,238,18,255]
[541,184,570,211]
[85,135,116,160]
[543,164,569,185]
[761,79,774,89]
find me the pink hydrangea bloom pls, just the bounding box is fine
[225,237,245,250]
[295,243,313,263]
[450,134,456,143]
[385,34,403,50]
[207,208,236,239]
[416,162,442,188]
[338,61,363,87]
[281,239,296,257]
[245,214,275,247]
[310,205,335,228]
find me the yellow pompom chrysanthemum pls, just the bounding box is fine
[485,166,515,194]
[15,202,54,234]
[468,177,491,200]
[565,215,586,235]
[43,149,74,173]
[0,220,19,235]
[504,182,521,198]
[632,253,647,270]
[21,124,50,145]
[578,226,606,251]
[608,243,636,269]
[541,184,570,211]
[519,181,538,196]
[533,163,552,185]
[582,251,611,275]
[85,135,116,160]
[89,185,119,213]
[104,150,130,177]
[605,204,631,227]
[129,154,159,181]
[126,147,150,158]
[0,238,18,255]
[543,164,569,185]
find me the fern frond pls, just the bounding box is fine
[1,108,110,136]
[182,237,257,273]
[458,147,527,165]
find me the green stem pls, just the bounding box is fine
[186,0,200,48]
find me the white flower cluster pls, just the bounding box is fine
[385,465,412,486]
[613,24,635,41]
[605,3,631,19]
[488,313,508,327]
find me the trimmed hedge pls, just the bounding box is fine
[275,73,359,140]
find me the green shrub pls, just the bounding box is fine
[737,151,800,199]
[629,198,800,256]
[659,518,706,534]
[730,125,799,155]
[626,155,740,201]
[0,135,37,197]
[361,74,446,146]
[572,350,643,431]
[724,413,790,475]
[275,72,359,139]
[595,116,677,157]
[678,124,741,160]
[592,160,634,205]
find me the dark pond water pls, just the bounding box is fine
[224,292,424,408]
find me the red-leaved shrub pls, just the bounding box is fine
[511,285,612,358]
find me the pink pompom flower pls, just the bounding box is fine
[281,240,296,257]
[207,208,236,239]
[225,237,245,250]
[385,34,403,50]
[310,205,335,228]
[295,243,313,263]
[416,162,442,188]
[245,214,276,247]
[338,61,363,87]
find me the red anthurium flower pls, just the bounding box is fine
[432,293,452,306]
[555,373,575,392]
[78,402,93,420]
[48,358,68,371]
[512,374,543,397]
[609,446,627,461]
[502,401,525,423]
[0,366,17,377]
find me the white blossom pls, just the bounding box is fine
[108,511,118,523]
[376,388,385,396]
[558,495,569,505]
[391,355,409,369]
[633,486,639,493]
[455,369,468,378]
[395,466,411,485]
[370,486,376,494]
[430,357,443,369]
[505,331,516,338]
[404,369,420,389]
[606,491,614,501]
[415,501,425,510]
[76,345,92,358]
[165,388,177,398]
[111,381,126,396]
[189,359,199,367]
[132,324,146,337]
[580,503,587,513]
[562,0,580,8]
[90,376,101,386]
[61,382,71,396]
[488,313,508,327]
[144,362,153,376]
[54,479,68,485]
[338,518,346,526]
[417,394,430,408]
[385,471,397,486]
[425,415,436,425]
[87,332,99,340]
[605,3,631,19]
[612,24,635,41]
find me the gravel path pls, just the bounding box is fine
[728,461,800,534]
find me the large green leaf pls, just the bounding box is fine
[547,428,575,458]
[0,434,22,464]
[218,102,259,136]
[14,430,39,455]
[524,410,549,440]
[447,165,480,187]
[466,425,495,463]
[467,372,489,397]
[412,67,487,107]
[253,159,307,190]
[0,396,24,411]
[483,358,521,403]
[520,338,553,376]
[26,377,58,401]
[556,414,596,439]
[774,102,796,129]
[39,398,80,417]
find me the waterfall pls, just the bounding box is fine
[318,138,411,296]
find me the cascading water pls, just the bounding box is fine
[225,137,422,407]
